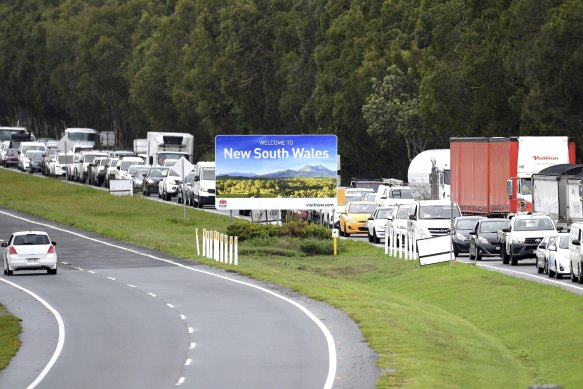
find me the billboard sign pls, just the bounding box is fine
[215,135,337,210]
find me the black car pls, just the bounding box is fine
[452,216,486,256]
[142,166,169,196]
[468,218,510,261]
[28,151,45,174]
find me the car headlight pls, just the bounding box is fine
[201,186,208,192]
[345,216,356,222]
[168,180,176,186]
[456,232,468,241]
[512,236,525,244]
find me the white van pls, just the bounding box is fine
[18,142,46,171]
[407,199,461,239]
[569,222,583,282]
[192,161,216,208]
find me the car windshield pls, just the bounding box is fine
[456,218,482,230]
[84,154,103,163]
[419,205,461,219]
[348,203,376,214]
[345,195,362,204]
[376,208,394,219]
[513,218,555,231]
[396,206,410,219]
[13,234,50,245]
[390,188,414,199]
[136,168,149,176]
[122,160,143,170]
[127,166,139,174]
[148,168,169,177]
[479,220,509,233]
[31,152,44,161]
[201,167,215,180]
[558,235,570,249]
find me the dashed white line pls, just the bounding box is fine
[188,327,194,334]
[148,292,156,298]
[175,377,185,386]
[167,303,175,308]
[189,343,196,350]
[0,210,338,389]
[88,270,95,274]
[185,359,192,366]
[180,315,186,320]
[127,284,136,288]
[107,276,116,281]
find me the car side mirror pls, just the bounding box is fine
[194,175,200,181]
[502,227,510,233]
[409,214,416,220]
[469,231,476,236]
[368,217,373,220]
[1,242,8,247]
[557,226,563,231]
[572,239,581,246]
[52,241,56,246]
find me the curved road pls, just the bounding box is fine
[0,208,378,388]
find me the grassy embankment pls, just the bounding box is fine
[1,168,583,388]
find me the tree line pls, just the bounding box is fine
[1,0,582,182]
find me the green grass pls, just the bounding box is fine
[0,305,21,370]
[1,168,583,388]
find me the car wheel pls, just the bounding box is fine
[510,246,518,266]
[47,267,57,275]
[373,230,380,244]
[368,231,373,243]
[537,259,544,274]
[578,264,583,284]
[502,247,510,265]
[197,195,203,208]
[571,267,577,283]
[555,262,561,279]
[475,250,482,261]
[4,260,13,276]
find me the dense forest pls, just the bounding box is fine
[1,0,582,182]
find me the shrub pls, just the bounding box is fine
[299,239,334,255]
[299,223,330,239]
[280,220,307,237]
[226,222,280,241]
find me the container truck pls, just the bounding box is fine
[532,164,583,229]
[450,136,576,217]
[407,149,450,200]
[566,172,583,225]
[146,132,194,166]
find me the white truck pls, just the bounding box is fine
[192,161,216,208]
[532,164,583,229]
[500,213,558,266]
[407,149,450,200]
[56,128,98,153]
[146,132,194,166]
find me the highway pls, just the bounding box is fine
[0,208,378,388]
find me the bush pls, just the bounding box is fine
[299,239,334,255]
[299,223,330,239]
[226,221,280,241]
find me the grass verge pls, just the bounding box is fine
[1,169,583,388]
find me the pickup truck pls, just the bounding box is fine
[499,214,558,266]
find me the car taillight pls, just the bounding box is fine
[47,245,56,254]
[8,246,17,255]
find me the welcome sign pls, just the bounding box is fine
[215,135,338,210]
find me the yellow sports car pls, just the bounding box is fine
[339,201,377,237]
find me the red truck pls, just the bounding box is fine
[450,136,576,217]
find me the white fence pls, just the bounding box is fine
[197,228,238,265]
[384,227,418,260]
[384,226,453,265]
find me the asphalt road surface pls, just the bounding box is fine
[0,208,378,389]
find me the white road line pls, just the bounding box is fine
[0,210,338,389]
[189,343,196,350]
[175,377,185,386]
[127,284,136,288]
[148,292,156,298]
[88,270,95,274]
[188,327,194,334]
[180,315,186,320]
[0,278,65,389]
[185,359,192,366]
[167,303,175,308]
[476,263,583,292]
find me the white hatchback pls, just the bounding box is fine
[2,231,58,275]
[548,232,570,279]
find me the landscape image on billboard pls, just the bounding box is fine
[216,135,337,199]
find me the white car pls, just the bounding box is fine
[159,168,182,201]
[385,204,411,245]
[548,232,571,279]
[2,231,58,275]
[367,206,396,243]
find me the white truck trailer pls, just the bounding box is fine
[407,149,450,200]
[146,132,194,166]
